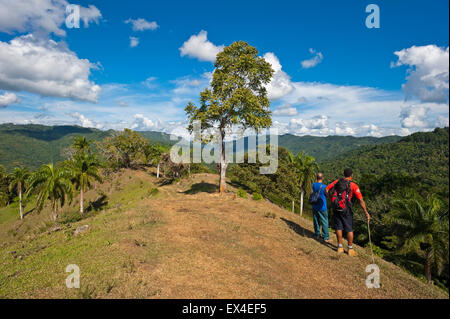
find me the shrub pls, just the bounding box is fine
[264,212,276,219]
[366,243,384,258]
[147,188,159,197]
[237,188,247,198]
[252,192,263,201]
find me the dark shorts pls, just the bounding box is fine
[334,211,353,233]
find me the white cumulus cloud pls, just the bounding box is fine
[334,122,356,136]
[70,112,94,128]
[0,34,101,102]
[392,45,449,103]
[125,18,159,31]
[79,5,102,27]
[263,52,294,100]
[288,115,329,135]
[0,91,20,108]
[129,36,139,48]
[400,105,432,129]
[273,104,298,116]
[179,30,224,62]
[131,114,159,131]
[301,48,323,69]
[0,0,101,36]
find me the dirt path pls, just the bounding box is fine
[132,173,445,299]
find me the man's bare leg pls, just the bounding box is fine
[347,231,353,247]
[336,230,343,245]
[347,231,358,256]
[336,230,344,253]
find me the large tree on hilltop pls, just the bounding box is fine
[185,41,274,193]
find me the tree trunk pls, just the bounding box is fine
[218,129,227,193]
[300,189,304,217]
[425,247,433,284]
[80,188,84,214]
[51,202,57,222]
[292,200,294,213]
[19,184,23,220]
[156,163,160,179]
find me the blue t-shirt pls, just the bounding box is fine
[311,182,327,212]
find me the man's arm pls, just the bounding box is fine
[325,180,337,195]
[358,198,370,221]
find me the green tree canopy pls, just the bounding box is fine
[99,129,150,169]
[27,164,73,221]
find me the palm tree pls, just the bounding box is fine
[8,167,30,220]
[67,154,102,214]
[27,164,73,221]
[73,136,92,155]
[387,193,449,284]
[289,152,319,216]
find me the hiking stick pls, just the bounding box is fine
[367,218,375,264]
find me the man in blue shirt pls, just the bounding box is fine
[312,172,330,242]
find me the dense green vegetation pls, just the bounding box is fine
[229,147,301,209]
[0,124,175,171]
[278,134,401,162]
[321,127,449,198]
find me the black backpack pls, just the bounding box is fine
[309,184,323,205]
[330,178,352,214]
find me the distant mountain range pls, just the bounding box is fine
[0,123,403,171]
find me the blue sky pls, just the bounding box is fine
[0,0,448,137]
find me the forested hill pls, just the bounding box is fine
[0,124,173,171]
[320,127,449,196]
[278,134,401,162]
[0,123,401,171]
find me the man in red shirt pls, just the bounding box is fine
[326,168,370,256]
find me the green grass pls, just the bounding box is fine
[0,171,167,298]
[0,205,17,224]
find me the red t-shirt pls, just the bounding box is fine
[326,178,363,201]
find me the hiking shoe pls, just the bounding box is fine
[348,248,358,257]
[323,239,333,244]
[337,247,344,253]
